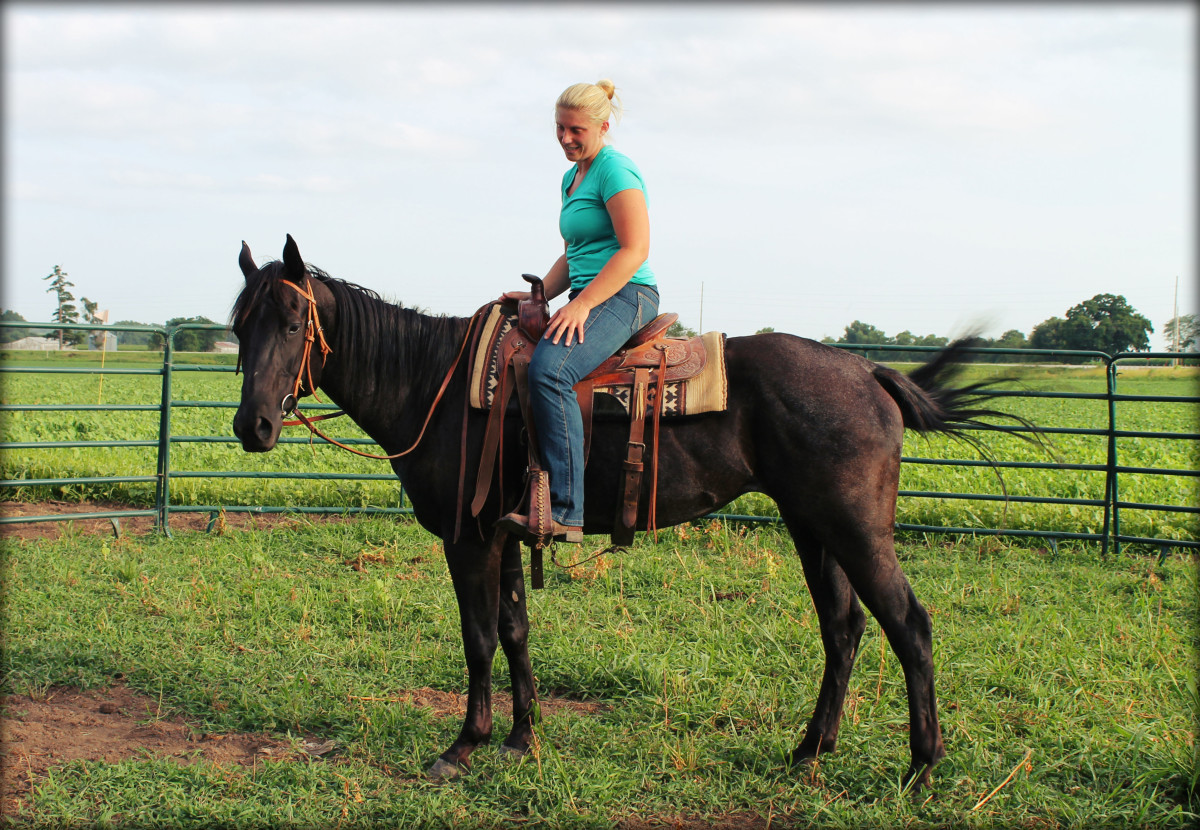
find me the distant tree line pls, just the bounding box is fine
[2,310,231,352]
[816,293,1166,363]
[656,292,1188,364]
[103,317,229,352]
[819,321,955,362]
[0,310,50,343]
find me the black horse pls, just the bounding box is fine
[232,235,1028,790]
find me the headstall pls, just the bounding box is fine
[281,278,333,416]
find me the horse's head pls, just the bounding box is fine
[231,235,332,452]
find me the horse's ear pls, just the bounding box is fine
[239,241,258,282]
[282,234,306,286]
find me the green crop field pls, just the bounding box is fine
[1,352,1197,544]
[1,517,1195,828]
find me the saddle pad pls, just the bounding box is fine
[469,303,517,410]
[592,331,727,417]
[468,304,728,417]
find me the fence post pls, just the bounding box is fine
[154,328,174,535]
[1103,354,1119,558]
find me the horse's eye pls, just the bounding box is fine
[288,324,301,335]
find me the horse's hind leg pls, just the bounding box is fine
[497,535,537,755]
[830,530,946,790]
[783,523,868,764]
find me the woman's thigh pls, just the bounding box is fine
[531,284,658,385]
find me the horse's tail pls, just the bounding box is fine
[873,337,1044,456]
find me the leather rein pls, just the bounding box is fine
[262,278,480,461]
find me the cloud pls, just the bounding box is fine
[245,173,350,195]
[109,169,220,192]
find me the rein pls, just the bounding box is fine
[274,278,485,461]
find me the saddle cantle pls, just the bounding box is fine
[461,282,728,583]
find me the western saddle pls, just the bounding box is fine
[463,275,718,587]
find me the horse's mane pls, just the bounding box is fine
[232,260,470,409]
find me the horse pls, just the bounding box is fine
[232,234,1031,791]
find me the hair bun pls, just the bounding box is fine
[556,81,621,126]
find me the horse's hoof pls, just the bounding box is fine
[902,763,937,797]
[498,744,528,760]
[784,751,819,772]
[426,758,466,782]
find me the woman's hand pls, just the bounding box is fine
[498,290,531,304]
[544,297,593,346]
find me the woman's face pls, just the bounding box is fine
[556,107,608,164]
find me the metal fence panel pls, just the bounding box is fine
[2,320,1196,552]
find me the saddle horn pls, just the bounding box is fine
[518,273,550,342]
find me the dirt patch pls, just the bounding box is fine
[1,681,608,817]
[0,682,309,815]
[1,502,620,819]
[0,500,355,543]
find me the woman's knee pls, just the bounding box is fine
[529,347,572,394]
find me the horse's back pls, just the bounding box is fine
[724,332,904,437]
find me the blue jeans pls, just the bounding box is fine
[528,282,660,526]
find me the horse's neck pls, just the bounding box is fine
[319,307,471,449]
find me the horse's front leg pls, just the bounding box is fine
[428,534,504,780]
[497,532,537,755]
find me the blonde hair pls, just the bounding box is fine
[556,79,622,126]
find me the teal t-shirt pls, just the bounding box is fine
[559,145,656,291]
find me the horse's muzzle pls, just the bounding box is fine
[233,404,280,452]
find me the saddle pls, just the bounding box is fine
[461,275,727,587]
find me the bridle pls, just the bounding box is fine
[281,278,333,417]
[234,277,333,418]
[239,275,483,461]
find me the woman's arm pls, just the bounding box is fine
[543,188,650,346]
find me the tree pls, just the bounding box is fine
[839,320,891,346]
[887,330,949,361]
[995,329,1027,350]
[112,320,158,349]
[1,309,31,343]
[1163,313,1199,352]
[1029,316,1073,351]
[1030,294,1153,357]
[166,316,224,352]
[81,297,102,324]
[755,326,776,334]
[982,328,1031,362]
[79,297,106,350]
[836,320,892,360]
[666,320,698,339]
[1064,293,1152,355]
[42,265,80,347]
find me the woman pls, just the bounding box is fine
[498,79,659,544]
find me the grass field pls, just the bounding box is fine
[1,516,1195,828]
[2,353,1197,544]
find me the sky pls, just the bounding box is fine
[4,2,1194,345]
